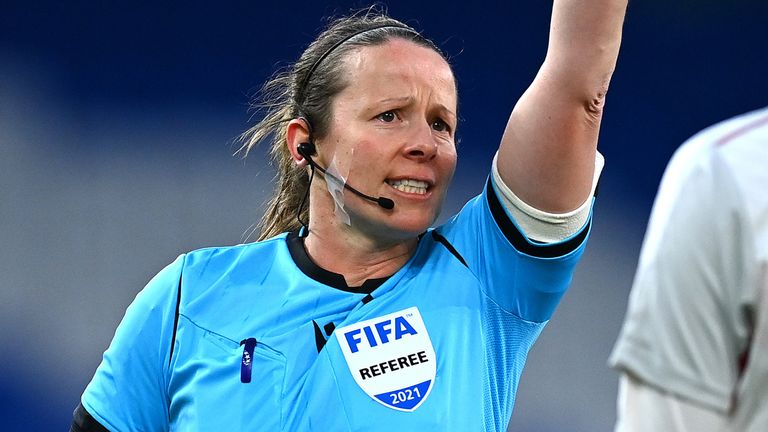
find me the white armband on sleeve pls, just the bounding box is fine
[491,151,604,243]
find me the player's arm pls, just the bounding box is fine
[497,0,626,213]
[610,140,755,427]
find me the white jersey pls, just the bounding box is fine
[610,106,768,432]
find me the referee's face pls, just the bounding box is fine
[315,38,457,240]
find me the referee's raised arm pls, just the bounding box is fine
[497,0,627,213]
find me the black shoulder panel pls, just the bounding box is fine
[169,269,182,367]
[431,230,468,268]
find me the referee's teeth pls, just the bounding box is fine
[387,179,428,195]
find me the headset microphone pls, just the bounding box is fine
[297,143,395,210]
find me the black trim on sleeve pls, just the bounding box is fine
[169,269,182,367]
[486,179,590,258]
[431,231,468,268]
[70,403,109,432]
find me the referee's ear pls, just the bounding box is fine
[287,118,312,167]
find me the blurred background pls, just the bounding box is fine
[1,1,766,430]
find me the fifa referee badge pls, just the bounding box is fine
[336,307,436,411]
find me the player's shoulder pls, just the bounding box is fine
[688,106,768,158]
[665,107,768,184]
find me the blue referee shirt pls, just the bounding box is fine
[81,178,591,431]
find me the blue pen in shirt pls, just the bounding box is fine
[240,338,257,383]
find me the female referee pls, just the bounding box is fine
[72,1,626,430]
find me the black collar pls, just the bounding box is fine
[286,231,389,294]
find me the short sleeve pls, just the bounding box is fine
[436,177,591,322]
[609,149,753,413]
[81,254,185,432]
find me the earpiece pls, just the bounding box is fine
[297,142,316,159]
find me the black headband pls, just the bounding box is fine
[298,23,418,102]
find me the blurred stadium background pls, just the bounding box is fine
[1,1,766,430]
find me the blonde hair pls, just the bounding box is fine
[239,9,446,241]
